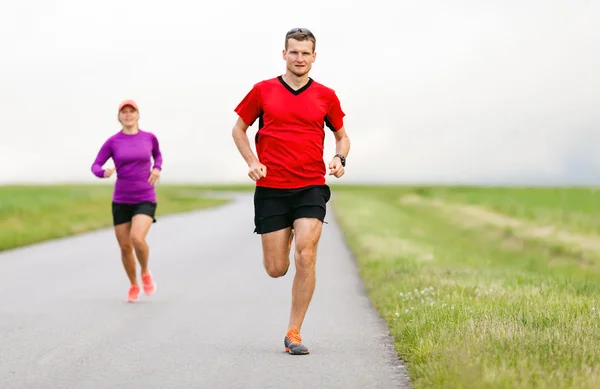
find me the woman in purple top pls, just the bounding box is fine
[91,99,163,302]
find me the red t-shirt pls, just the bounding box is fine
[234,76,345,189]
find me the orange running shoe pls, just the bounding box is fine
[142,272,156,295]
[284,329,309,355]
[127,284,140,302]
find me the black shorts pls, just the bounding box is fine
[253,184,331,234]
[112,201,157,226]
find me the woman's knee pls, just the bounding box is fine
[119,242,133,255]
[130,233,146,249]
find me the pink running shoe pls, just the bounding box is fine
[128,284,140,302]
[142,272,156,295]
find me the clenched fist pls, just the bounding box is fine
[148,168,160,185]
[104,167,116,178]
[328,156,345,178]
[248,160,267,181]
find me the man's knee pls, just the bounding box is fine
[265,259,290,278]
[264,254,290,278]
[260,226,294,278]
[295,246,317,273]
[265,263,290,278]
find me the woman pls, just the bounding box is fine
[91,99,163,303]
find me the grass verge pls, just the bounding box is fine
[332,185,600,389]
[0,184,233,252]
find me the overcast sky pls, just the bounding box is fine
[1,0,599,185]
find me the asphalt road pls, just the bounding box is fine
[0,193,411,389]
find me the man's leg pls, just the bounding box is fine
[261,224,294,278]
[254,187,294,277]
[286,217,322,347]
[283,185,329,355]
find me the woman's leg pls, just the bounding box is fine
[130,214,156,294]
[114,222,137,286]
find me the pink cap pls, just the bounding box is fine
[118,99,139,112]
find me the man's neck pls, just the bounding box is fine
[282,72,310,91]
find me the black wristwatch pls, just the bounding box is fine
[334,154,346,167]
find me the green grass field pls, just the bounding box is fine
[332,185,600,389]
[2,183,598,388]
[0,184,235,252]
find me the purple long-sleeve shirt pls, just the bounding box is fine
[91,129,163,204]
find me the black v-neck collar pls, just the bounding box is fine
[278,75,313,96]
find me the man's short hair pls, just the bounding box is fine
[285,28,316,52]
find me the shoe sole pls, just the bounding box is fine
[285,347,310,355]
[128,288,140,302]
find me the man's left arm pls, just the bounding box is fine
[325,90,351,178]
[328,126,350,177]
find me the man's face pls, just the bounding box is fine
[283,38,316,77]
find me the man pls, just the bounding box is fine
[231,27,351,355]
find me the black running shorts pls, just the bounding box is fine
[253,184,331,234]
[112,201,157,226]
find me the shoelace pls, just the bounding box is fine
[287,331,302,344]
[142,274,154,287]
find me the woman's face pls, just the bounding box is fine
[119,105,139,127]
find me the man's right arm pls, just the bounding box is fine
[232,85,262,166]
[232,116,267,181]
[231,117,259,166]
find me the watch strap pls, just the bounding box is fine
[334,154,346,167]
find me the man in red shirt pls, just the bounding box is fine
[231,27,351,355]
